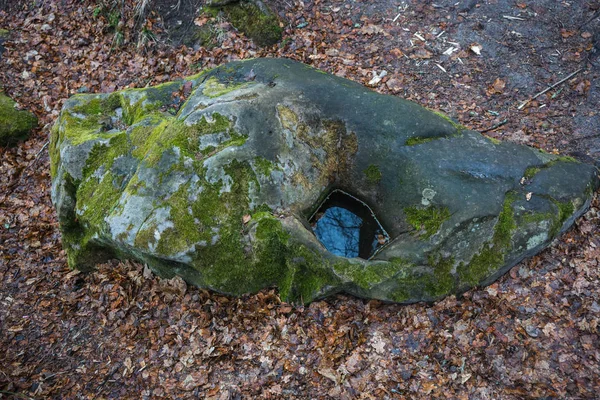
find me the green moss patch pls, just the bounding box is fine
[425,253,456,298]
[70,93,121,116]
[405,136,436,146]
[523,156,579,180]
[404,205,451,238]
[549,198,575,238]
[253,156,280,176]
[457,191,518,286]
[333,260,399,290]
[364,164,382,183]
[202,76,252,98]
[430,109,465,132]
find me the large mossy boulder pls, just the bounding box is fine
[0,91,37,146]
[50,58,599,304]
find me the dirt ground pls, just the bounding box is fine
[1,0,600,398]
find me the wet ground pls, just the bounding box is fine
[265,0,600,161]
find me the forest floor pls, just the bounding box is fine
[1,0,600,398]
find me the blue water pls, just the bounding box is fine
[313,206,362,258]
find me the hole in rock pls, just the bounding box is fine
[309,190,390,259]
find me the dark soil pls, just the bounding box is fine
[152,0,205,46]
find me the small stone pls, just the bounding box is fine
[525,324,540,338]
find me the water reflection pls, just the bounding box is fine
[310,190,389,259]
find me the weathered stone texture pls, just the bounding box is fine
[50,58,599,303]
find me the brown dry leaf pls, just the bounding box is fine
[390,48,403,58]
[242,214,251,224]
[386,77,403,92]
[143,265,154,279]
[360,24,386,35]
[575,80,591,95]
[180,371,208,391]
[581,31,592,39]
[318,367,339,383]
[412,48,433,59]
[194,16,210,27]
[560,29,576,38]
[487,78,506,95]
[422,381,436,394]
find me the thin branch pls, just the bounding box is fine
[580,10,600,29]
[517,68,582,110]
[481,119,508,133]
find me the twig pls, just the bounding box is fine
[569,133,600,143]
[503,15,526,21]
[435,63,448,74]
[92,363,121,400]
[580,10,600,28]
[481,119,508,133]
[517,68,582,110]
[33,140,49,161]
[413,32,425,41]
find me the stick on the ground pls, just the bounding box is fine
[481,119,508,133]
[517,68,583,110]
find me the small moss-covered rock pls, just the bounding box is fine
[0,92,37,146]
[51,58,599,305]
[211,0,282,46]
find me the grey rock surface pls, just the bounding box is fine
[50,58,599,304]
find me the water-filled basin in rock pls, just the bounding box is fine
[310,190,389,259]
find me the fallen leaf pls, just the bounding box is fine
[360,24,385,35]
[470,44,482,55]
[194,16,210,27]
[390,48,403,57]
[368,70,387,86]
[412,48,433,59]
[561,29,576,38]
[575,80,590,95]
[180,372,208,391]
[143,265,154,279]
[386,77,403,92]
[487,78,506,95]
[318,367,339,383]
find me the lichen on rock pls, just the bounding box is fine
[51,58,600,304]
